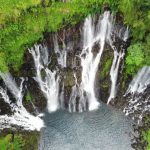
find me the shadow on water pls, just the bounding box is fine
[39,103,134,150]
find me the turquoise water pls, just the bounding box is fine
[39,104,134,150]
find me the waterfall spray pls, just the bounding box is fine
[0,73,44,131]
[53,34,67,68]
[79,11,113,111]
[123,66,150,123]
[107,50,124,104]
[107,26,129,104]
[69,73,80,112]
[29,45,60,112]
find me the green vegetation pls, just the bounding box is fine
[100,57,113,80]
[21,132,39,150]
[0,0,150,149]
[0,0,105,72]
[0,134,25,150]
[1,0,150,74]
[119,0,150,75]
[0,132,39,150]
[0,0,41,26]
[143,129,150,150]
[25,91,32,102]
[125,43,145,75]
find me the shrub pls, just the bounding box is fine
[0,134,25,150]
[125,43,145,75]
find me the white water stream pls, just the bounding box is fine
[29,45,60,112]
[124,66,150,123]
[78,11,113,111]
[107,50,124,104]
[53,34,67,68]
[0,73,44,131]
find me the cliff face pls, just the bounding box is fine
[17,13,130,113]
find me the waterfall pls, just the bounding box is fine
[123,66,150,123]
[59,83,65,109]
[0,73,44,131]
[107,26,129,104]
[0,11,133,132]
[29,45,60,112]
[68,73,80,112]
[123,27,129,42]
[126,66,150,94]
[107,50,124,104]
[0,73,24,106]
[29,11,116,113]
[28,11,129,113]
[79,11,113,111]
[53,34,67,68]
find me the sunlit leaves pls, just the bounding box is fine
[0,0,41,25]
[118,0,136,24]
[125,43,145,75]
[0,134,25,150]
[0,0,150,74]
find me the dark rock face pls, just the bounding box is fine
[0,99,12,115]
[4,14,130,113]
[24,78,47,113]
[0,11,131,115]
[0,13,132,122]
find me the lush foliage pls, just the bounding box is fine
[100,57,113,80]
[0,134,25,150]
[0,0,150,74]
[21,132,39,150]
[0,0,41,25]
[119,0,150,75]
[0,132,39,150]
[0,0,104,72]
[125,43,145,75]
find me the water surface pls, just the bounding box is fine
[39,104,134,150]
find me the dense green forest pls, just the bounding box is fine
[0,0,150,75]
[0,0,150,149]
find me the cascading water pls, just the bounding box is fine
[0,11,132,133]
[29,45,60,112]
[29,11,129,112]
[29,11,118,113]
[123,66,150,123]
[107,50,124,104]
[107,25,129,104]
[53,34,67,68]
[78,11,113,111]
[0,73,44,131]
[38,12,134,150]
[126,67,150,94]
[68,73,80,112]
[0,10,136,150]
[0,73,24,105]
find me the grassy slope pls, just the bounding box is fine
[0,0,41,26]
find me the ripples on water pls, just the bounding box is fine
[39,104,134,150]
